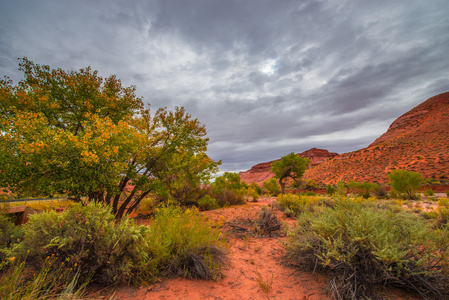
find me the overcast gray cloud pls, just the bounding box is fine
[1,0,449,173]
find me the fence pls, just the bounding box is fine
[1,197,67,205]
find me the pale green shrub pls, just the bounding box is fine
[286,199,449,299]
[148,205,226,280]
[16,202,152,285]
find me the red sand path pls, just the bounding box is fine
[100,198,418,300]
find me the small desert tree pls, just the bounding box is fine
[388,169,423,200]
[271,153,310,194]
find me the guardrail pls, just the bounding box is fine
[1,197,67,204]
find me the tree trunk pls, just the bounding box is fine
[279,178,285,194]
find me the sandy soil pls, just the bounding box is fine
[94,198,420,300]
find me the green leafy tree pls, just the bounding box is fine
[271,153,310,194]
[347,180,377,198]
[211,172,245,193]
[388,169,423,200]
[0,58,220,219]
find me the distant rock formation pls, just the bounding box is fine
[240,92,449,186]
[239,148,338,185]
[304,92,449,184]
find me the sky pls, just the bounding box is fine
[1,0,449,173]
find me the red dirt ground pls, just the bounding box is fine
[95,198,420,300]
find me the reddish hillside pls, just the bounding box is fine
[239,148,338,185]
[304,92,449,184]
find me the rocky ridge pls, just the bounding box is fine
[239,148,338,185]
[304,92,449,184]
[240,92,449,186]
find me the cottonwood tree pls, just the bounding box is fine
[271,152,310,194]
[0,58,220,218]
[388,169,423,200]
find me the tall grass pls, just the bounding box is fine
[0,256,89,300]
[148,204,226,280]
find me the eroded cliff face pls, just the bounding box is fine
[239,92,449,186]
[239,148,338,185]
[304,92,449,184]
[369,92,449,147]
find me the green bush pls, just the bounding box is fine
[286,199,449,299]
[372,184,388,199]
[250,182,263,196]
[389,188,398,199]
[276,194,322,216]
[301,191,316,196]
[335,181,346,197]
[433,198,449,228]
[147,205,226,280]
[197,195,218,210]
[0,214,23,270]
[425,188,435,196]
[214,189,245,207]
[0,256,89,300]
[246,187,259,202]
[326,184,335,195]
[16,202,152,285]
[263,178,280,196]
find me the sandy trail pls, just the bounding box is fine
[100,198,417,300]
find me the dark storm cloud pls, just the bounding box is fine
[1,0,449,173]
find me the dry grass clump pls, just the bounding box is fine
[255,206,282,237]
[255,272,274,293]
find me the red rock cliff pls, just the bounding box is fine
[304,92,449,184]
[239,148,338,185]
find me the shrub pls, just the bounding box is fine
[246,188,259,202]
[425,188,435,197]
[0,214,23,270]
[134,196,156,214]
[335,181,346,197]
[286,199,449,299]
[446,191,449,197]
[197,195,218,210]
[147,205,226,280]
[250,182,263,196]
[434,198,449,227]
[389,188,398,199]
[326,184,335,195]
[214,189,245,207]
[372,184,388,199]
[210,172,247,207]
[255,206,282,237]
[347,181,377,198]
[263,178,280,196]
[16,202,152,285]
[301,191,316,196]
[0,256,89,299]
[277,194,322,216]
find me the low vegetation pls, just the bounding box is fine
[0,202,226,298]
[147,204,226,280]
[285,197,449,299]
